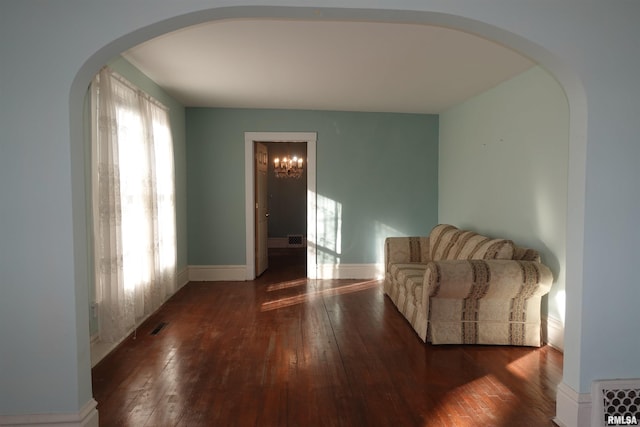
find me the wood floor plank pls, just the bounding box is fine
[92,248,562,426]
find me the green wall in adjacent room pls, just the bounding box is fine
[439,65,569,327]
[186,108,439,266]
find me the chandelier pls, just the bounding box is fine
[273,155,304,179]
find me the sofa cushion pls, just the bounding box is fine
[389,263,427,296]
[429,224,514,261]
[395,264,426,303]
[512,246,541,262]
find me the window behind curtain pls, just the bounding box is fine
[91,68,177,343]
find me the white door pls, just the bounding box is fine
[255,142,269,276]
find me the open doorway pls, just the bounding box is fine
[258,141,307,277]
[245,132,317,280]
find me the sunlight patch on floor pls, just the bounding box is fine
[266,278,308,292]
[422,374,514,427]
[260,279,380,311]
[505,347,551,382]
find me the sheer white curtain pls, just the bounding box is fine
[92,67,177,343]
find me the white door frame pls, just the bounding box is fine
[244,132,317,280]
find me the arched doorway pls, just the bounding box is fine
[69,6,586,426]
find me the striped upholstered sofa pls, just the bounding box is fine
[384,224,553,347]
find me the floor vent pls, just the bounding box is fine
[287,234,304,247]
[150,322,168,336]
[592,379,640,426]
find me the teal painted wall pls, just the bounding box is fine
[186,108,439,266]
[86,57,188,336]
[439,66,569,327]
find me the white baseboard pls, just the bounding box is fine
[90,266,233,366]
[186,263,382,281]
[90,279,183,367]
[90,305,160,367]
[0,398,98,426]
[554,382,592,427]
[316,263,384,280]
[543,314,565,351]
[188,265,246,282]
[177,266,189,289]
[91,338,118,367]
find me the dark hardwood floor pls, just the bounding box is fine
[92,248,563,426]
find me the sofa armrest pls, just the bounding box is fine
[384,236,430,273]
[422,259,553,306]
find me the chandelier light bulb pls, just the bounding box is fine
[273,154,304,179]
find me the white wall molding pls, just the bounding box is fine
[0,399,98,426]
[188,265,247,282]
[90,268,190,367]
[185,263,384,281]
[177,267,189,288]
[543,314,565,352]
[554,382,592,427]
[90,302,165,367]
[316,263,384,280]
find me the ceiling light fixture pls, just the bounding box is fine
[273,155,304,179]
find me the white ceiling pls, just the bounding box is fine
[123,19,534,114]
